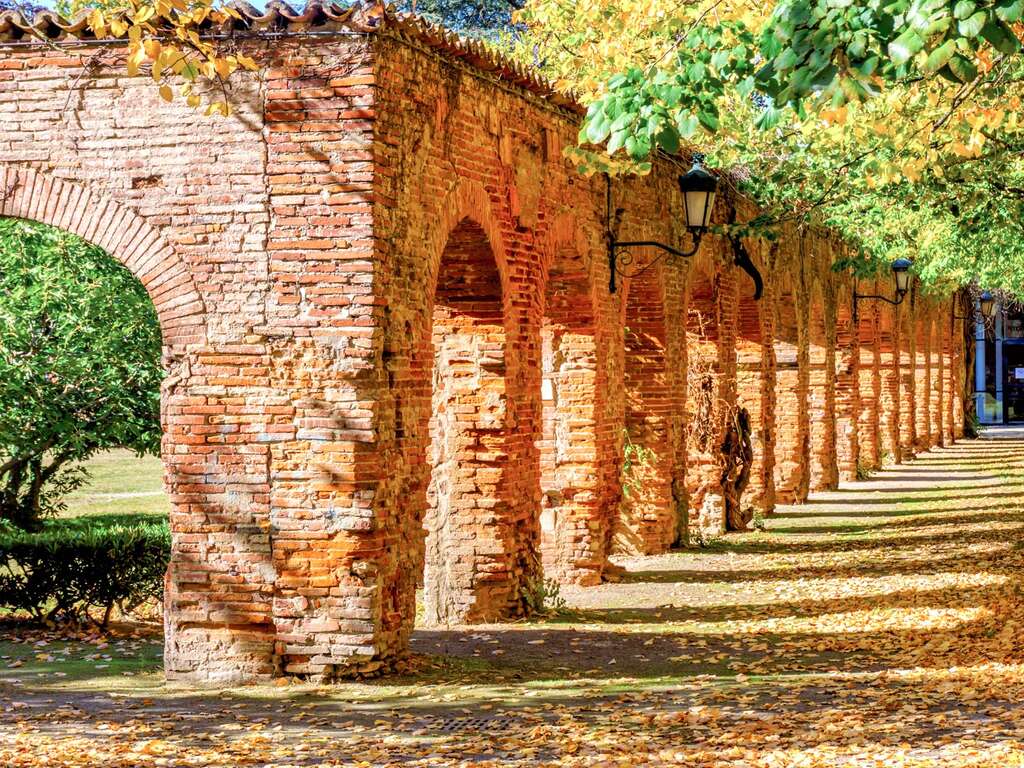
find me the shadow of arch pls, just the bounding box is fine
[0,165,206,351]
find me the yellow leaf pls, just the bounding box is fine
[159,84,173,102]
[126,44,147,77]
[133,4,155,23]
[214,57,232,80]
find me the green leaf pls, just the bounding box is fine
[585,113,611,145]
[958,10,988,38]
[697,110,720,133]
[889,29,925,66]
[924,39,956,74]
[607,129,628,155]
[981,21,1021,53]
[953,0,976,20]
[656,125,680,154]
[996,0,1024,22]
[948,53,979,82]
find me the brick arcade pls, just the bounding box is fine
[0,2,966,683]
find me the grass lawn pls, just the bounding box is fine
[61,449,169,520]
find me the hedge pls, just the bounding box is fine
[0,515,170,627]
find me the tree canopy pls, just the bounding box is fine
[17,0,1024,295]
[0,219,163,529]
[512,0,1024,298]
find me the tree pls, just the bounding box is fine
[0,219,163,530]
[397,0,521,36]
[512,0,1024,296]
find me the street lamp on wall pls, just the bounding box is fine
[952,290,998,322]
[980,290,997,319]
[606,162,722,294]
[852,258,913,322]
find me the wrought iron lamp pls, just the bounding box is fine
[980,290,997,318]
[852,258,912,322]
[607,162,748,294]
[953,290,998,322]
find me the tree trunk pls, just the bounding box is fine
[722,408,754,532]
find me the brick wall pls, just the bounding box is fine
[0,20,966,682]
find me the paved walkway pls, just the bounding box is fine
[4,437,1024,766]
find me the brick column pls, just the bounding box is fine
[931,314,943,445]
[617,265,675,553]
[899,299,916,459]
[857,281,881,470]
[834,276,860,483]
[878,301,900,464]
[914,300,932,451]
[773,234,810,502]
[808,255,838,491]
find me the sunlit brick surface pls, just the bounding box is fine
[0,23,965,681]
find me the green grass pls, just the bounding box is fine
[0,636,164,689]
[62,449,169,520]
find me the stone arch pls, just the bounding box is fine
[615,259,675,554]
[538,215,610,585]
[0,165,206,351]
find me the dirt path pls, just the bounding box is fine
[5,437,1024,766]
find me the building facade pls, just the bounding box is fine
[975,303,1024,424]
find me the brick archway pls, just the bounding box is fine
[0,165,206,350]
[538,215,609,585]
[616,261,675,554]
[808,269,838,490]
[416,178,539,625]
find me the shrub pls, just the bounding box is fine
[0,515,170,627]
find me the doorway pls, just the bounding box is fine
[1003,342,1024,423]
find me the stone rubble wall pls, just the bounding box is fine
[0,32,965,683]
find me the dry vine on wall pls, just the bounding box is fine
[686,310,755,534]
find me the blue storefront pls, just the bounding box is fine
[976,302,1024,424]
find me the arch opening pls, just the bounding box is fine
[735,259,771,518]
[423,217,513,624]
[616,268,674,554]
[539,248,605,584]
[685,269,726,536]
[0,216,166,530]
[773,273,807,502]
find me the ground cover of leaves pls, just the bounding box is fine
[4,437,1024,766]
